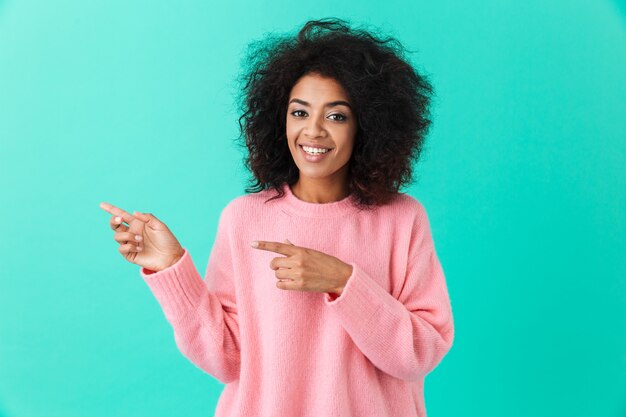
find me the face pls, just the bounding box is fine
[285,72,357,185]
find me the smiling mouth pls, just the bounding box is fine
[299,144,334,153]
[298,144,334,162]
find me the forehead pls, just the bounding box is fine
[289,73,349,100]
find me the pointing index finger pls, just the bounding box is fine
[99,202,135,224]
[251,241,297,256]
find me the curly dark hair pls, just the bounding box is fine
[234,17,435,209]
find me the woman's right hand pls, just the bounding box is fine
[99,202,185,272]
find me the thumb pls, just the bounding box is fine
[134,211,168,231]
[133,211,153,224]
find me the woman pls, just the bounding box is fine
[100,18,454,417]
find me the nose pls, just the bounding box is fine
[304,114,327,138]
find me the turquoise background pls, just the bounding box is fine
[1,0,625,416]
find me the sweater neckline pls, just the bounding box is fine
[278,182,359,218]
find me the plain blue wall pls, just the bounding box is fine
[0,1,624,416]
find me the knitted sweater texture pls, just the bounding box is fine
[140,183,454,417]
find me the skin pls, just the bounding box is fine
[99,200,353,295]
[99,72,356,295]
[98,203,185,272]
[285,72,357,204]
[252,72,358,296]
[251,239,353,297]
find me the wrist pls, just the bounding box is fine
[331,264,352,297]
[162,248,184,270]
[170,249,185,266]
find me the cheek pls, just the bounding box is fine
[285,121,298,141]
[335,129,356,153]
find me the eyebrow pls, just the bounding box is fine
[288,98,352,109]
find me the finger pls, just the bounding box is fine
[276,279,293,290]
[109,214,129,232]
[284,239,294,245]
[114,231,143,245]
[119,242,142,254]
[251,240,297,256]
[269,256,291,271]
[133,211,150,223]
[100,202,136,228]
[132,211,167,230]
[275,269,293,280]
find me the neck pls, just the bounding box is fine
[290,177,350,204]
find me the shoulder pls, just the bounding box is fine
[383,191,428,223]
[395,191,425,211]
[387,192,436,250]
[366,191,436,260]
[218,188,276,222]
[392,193,438,256]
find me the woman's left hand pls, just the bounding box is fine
[251,239,353,296]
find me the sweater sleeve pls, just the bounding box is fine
[323,204,454,382]
[139,206,241,384]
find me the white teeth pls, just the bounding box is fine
[302,145,330,155]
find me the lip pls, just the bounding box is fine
[299,143,334,150]
[298,144,333,163]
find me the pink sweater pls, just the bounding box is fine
[140,183,454,417]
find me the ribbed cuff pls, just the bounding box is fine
[323,262,393,332]
[140,248,207,322]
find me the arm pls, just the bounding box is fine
[323,205,454,382]
[140,206,241,384]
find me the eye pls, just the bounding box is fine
[291,110,307,118]
[329,113,347,122]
